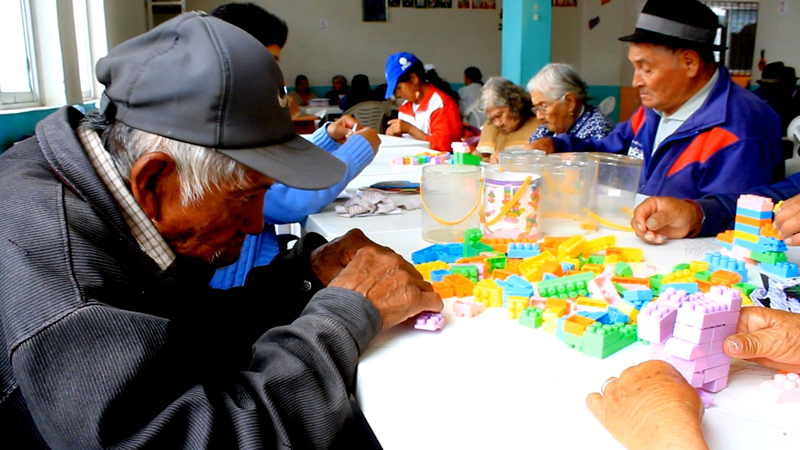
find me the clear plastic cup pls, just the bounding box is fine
[482,165,542,239]
[539,157,598,235]
[499,149,547,170]
[586,153,643,227]
[421,165,482,243]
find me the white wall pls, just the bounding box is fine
[186,0,503,88]
[752,0,800,76]
[551,6,582,73]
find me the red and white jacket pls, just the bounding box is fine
[398,86,463,152]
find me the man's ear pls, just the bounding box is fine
[130,152,177,222]
[682,49,702,78]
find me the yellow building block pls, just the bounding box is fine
[414,261,449,281]
[473,279,503,308]
[506,296,529,319]
[603,254,619,265]
[662,269,695,284]
[557,236,586,261]
[577,296,609,310]
[689,261,709,273]
[606,247,644,263]
[583,236,617,255]
[733,230,759,243]
[562,258,582,270]
[519,251,555,281]
[617,300,640,324]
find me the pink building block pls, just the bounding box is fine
[737,194,774,212]
[696,389,714,408]
[656,287,695,307]
[673,323,736,344]
[414,312,444,331]
[452,300,485,318]
[588,269,622,305]
[637,302,678,344]
[648,342,667,360]
[675,299,739,329]
[703,286,742,312]
[668,352,730,373]
[760,373,800,404]
[664,336,725,360]
[702,376,728,392]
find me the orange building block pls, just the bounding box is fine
[530,260,565,282]
[563,315,596,336]
[432,282,455,298]
[696,280,711,293]
[761,222,782,240]
[442,274,476,297]
[581,264,605,275]
[491,269,515,281]
[709,270,742,287]
[611,276,651,288]
[735,215,771,228]
[716,230,735,244]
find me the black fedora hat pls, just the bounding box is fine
[620,0,725,51]
[757,62,786,85]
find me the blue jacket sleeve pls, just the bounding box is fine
[696,173,800,236]
[263,125,375,224]
[551,119,634,154]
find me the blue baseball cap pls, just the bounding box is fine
[384,52,419,100]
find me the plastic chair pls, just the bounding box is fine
[343,101,392,133]
[463,102,487,129]
[598,96,616,116]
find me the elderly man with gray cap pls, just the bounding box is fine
[530,0,783,201]
[0,12,441,449]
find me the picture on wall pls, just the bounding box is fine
[403,0,414,6]
[472,0,483,8]
[363,0,388,21]
[416,0,427,8]
[389,0,401,6]
[429,0,439,7]
[485,0,496,9]
[458,0,470,8]
[441,0,452,7]
[552,0,578,6]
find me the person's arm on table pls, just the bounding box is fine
[262,116,379,225]
[631,197,704,244]
[586,360,708,450]
[526,115,637,154]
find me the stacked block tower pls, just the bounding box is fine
[715,194,798,278]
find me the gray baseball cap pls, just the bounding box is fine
[96,12,345,190]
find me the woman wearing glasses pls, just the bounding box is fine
[525,63,614,148]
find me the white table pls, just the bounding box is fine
[305,155,800,449]
[300,105,343,117]
[344,146,440,191]
[378,134,431,148]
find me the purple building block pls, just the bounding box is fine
[664,336,725,360]
[414,312,444,331]
[637,302,678,344]
[673,323,736,344]
[668,352,730,373]
[702,377,728,392]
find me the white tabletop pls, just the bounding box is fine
[300,105,343,117]
[378,134,431,148]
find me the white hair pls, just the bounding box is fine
[478,77,533,118]
[82,114,251,207]
[526,63,589,103]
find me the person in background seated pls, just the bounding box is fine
[753,62,800,136]
[529,0,783,200]
[339,74,374,112]
[210,3,378,289]
[288,74,318,107]
[384,52,462,152]
[425,65,461,103]
[525,63,614,144]
[209,2,286,62]
[325,75,349,106]
[458,66,484,118]
[589,306,800,449]
[473,77,541,162]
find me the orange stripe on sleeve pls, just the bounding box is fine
[667,128,739,177]
[630,107,646,135]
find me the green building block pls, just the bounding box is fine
[649,274,664,295]
[672,263,690,272]
[613,282,627,295]
[694,270,712,282]
[613,262,633,277]
[454,152,481,166]
[582,323,638,359]
[450,266,478,283]
[536,271,594,299]
[564,331,584,350]
[588,255,605,265]
[732,282,758,296]
[483,251,507,271]
[578,255,588,268]
[464,228,482,246]
[749,250,788,265]
[463,242,493,258]
[519,307,544,329]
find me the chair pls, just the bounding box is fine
[784,115,800,176]
[343,101,392,133]
[463,102,487,129]
[598,96,616,116]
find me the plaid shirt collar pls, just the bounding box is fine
[77,125,176,270]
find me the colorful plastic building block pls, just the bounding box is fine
[507,242,540,259]
[449,265,479,283]
[613,262,633,277]
[563,314,596,336]
[704,252,747,279]
[442,274,475,298]
[506,296,529,319]
[582,236,617,255]
[431,282,455,298]
[709,270,742,287]
[473,279,503,308]
[557,236,585,261]
[637,302,680,344]
[760,373,800,404]
[582,323,638,359]
[606,247,644,263]
[518,251,555,281]
[415,261,449,281]
[761,261,800,278]
[414,312,444,331]
[452,300,485,318]
[661,282,700,294]
[536,271,593,299]
[519,307,544,329]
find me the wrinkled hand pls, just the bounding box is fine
[327,115,361,143]
[329,245,443,329]
[309,229,378,286]
[725,306,800,373]
[631,197,700,244]
[524,138,555,154]
[774,193,800,245]
[386,119,407,137]
[586,361,707,450]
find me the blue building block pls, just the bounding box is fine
[661,282,699,294]
[556,317,566,342]
[543,273,558,280]
[732,238,771,254]
[704,252,748,279]
[561,262,575,272]
[717,241,733,251]
[758,236,788,252]
[430,269,452,282]
[411,244,463,264]
[578,310,610,323]
[623,289,653,302]
[497,275,534,307]
[761,262,800,278]
[733,222,761,236]
[735,207,771,220]
[507,242,540,259]
[606,307,629,324]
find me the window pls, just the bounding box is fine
[0,0,38,107]
[704,2,759,77]
[73,0,94,99]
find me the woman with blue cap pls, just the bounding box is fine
[384,52,463,152]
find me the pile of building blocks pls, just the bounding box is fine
[391,152,452,165]
[639,286,741,392]
[715,194,798,279]
[760,372,800,404]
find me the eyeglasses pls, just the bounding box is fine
[532,93,567,115]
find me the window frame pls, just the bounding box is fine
[0,0,40,110]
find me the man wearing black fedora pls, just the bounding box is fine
[531,0,783,202]
[754,62,800,136]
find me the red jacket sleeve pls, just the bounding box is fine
[426,102,463,152]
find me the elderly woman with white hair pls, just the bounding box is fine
[525,63,614,147]
[476,77,542,163]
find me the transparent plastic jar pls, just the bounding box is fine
[482,165,542,239]
[539,157,598,235]
[586,153,643,228]
[421,164,482,243]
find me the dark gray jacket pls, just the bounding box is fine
[0,107,382,449]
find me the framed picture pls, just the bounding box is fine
[552,0,578,6]
[416,0,427,8]
[389,0,401,6]
[364,0,387,21]
[458,0,470,8]
[441,0,452,7]
[403,0,414,6]
[471,0,483,9]
[485,0,495,9]
[429,0,439,7]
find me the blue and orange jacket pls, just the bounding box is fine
[551,67,784,199]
